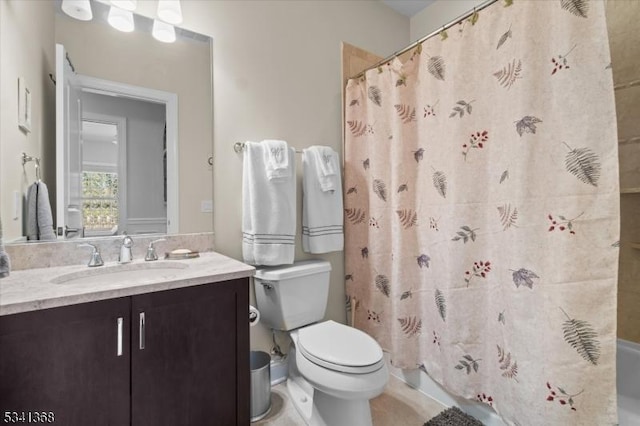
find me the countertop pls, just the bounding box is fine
[0,251,255,316]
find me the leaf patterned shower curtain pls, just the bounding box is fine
[344,1,619,425]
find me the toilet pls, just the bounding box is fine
[254,260,388,426]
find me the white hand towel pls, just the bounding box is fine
[26,182,56,241]
[302,147,343,254]
[308,145,338,192]
[262,139,290,180]
[315,145,337,176]
[242,141,296,265]
[0,216,10,278]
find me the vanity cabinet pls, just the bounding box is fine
[0,297,131,425]
[131,280,250,425]
[0,278,250,426]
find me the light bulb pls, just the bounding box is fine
[157,0,183,25]
[61,0,93,21]
[152,20,176,43]
[110,0,137,11]
[108,6,135,32]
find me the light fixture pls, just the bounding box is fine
[152,20,176,43]
[61,0,93,21]
[108,6,135,32]
[157,0,183,25]
[110,0,137,11]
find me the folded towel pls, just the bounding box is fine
[242,142,296,265]
[315,145,337,177]
[262,139,290,180]
[302,147,343,254]
[26,181,56,241]
[307,145,339,192]
[0,216,10,279]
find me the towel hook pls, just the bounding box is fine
[22,152,41,181]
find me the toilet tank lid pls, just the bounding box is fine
[255,260,331,281]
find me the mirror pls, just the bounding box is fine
[0,0,213,243]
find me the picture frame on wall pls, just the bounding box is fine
[18,77,32,133]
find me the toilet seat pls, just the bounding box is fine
[297,320,384,374]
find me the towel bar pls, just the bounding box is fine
[234,141,302,154]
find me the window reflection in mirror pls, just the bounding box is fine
[81,120,120,237]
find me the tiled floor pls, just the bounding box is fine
[254,374,446,426]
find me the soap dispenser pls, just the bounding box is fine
[119,234,134,264]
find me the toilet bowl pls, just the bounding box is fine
[254,261,389,426]
[287,321,388,426]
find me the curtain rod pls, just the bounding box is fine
[349,0,499,81]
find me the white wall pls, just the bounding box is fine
[82,140,118,169]
[83,93,166,229]
[125,0,410,351]
[410,0,484,41]
[0,0,55,241]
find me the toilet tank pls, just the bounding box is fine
[254,260,332,331]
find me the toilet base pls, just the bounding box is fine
[287,376,374,426]
[286,346,378,426]
[312,390,373,426]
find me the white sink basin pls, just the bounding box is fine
[52,262,189,285]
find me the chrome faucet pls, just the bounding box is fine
[79,243,104,267]
[119,235,134,264]
[145,238,166,261]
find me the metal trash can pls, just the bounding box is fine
[250,351,272,422]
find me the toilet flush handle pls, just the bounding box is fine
[258,280,275,290]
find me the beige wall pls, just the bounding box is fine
[132,0,409,351]
[211,0,408,352]
[0,0,56,241]
[55,12,213,235]
[606,0,640,344]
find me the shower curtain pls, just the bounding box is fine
[344,1,619,425]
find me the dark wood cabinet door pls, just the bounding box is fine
[0,297,131,426]
[131,279,249,426]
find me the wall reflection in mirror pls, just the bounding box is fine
[0,0,213,243]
